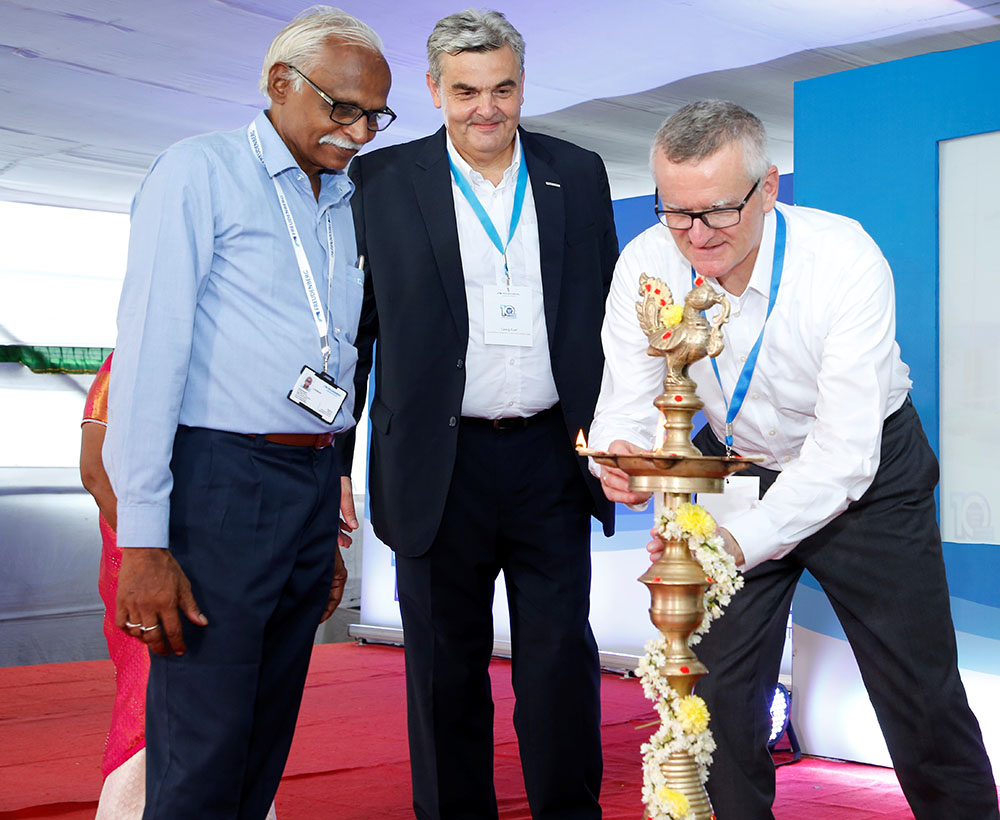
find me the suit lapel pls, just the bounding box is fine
[413,128,469,340]
[521,129,565,348]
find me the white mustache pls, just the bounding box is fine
[319,134,364,151]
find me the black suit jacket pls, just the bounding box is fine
[348,126,617,557]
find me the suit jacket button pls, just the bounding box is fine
[456,359,464,369]
[448,416,457,427]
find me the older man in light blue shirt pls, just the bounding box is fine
[102,8,392,818]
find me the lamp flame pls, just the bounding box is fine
[576,429,587,450]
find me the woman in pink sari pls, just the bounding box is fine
[81,354,277,819]
[81,352,148,817]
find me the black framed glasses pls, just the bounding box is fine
[654,178,760,230]
[286,64,396,132]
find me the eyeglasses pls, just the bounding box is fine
[654,178,760,230]
[286,64,396,132]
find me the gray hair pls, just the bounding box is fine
[650,100,771,182]
[260,6,384,100]
[426,9,525,85]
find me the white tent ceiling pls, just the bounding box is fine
[2,0,999,211]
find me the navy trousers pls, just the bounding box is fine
[693,401,998,820]
[143,426,341,820]
[395,408,603,820]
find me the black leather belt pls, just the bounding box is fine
[462,405,559,431]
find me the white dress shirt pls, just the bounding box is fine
[589,203,912,570]
[446,132,559,418]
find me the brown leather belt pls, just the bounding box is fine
[247,432,334,449]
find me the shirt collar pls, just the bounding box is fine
[445,129,522,189]
[251,111,354,205]
[253,111,299,177]
[744,205,779,299]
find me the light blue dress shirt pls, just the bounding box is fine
[104,111,364,549]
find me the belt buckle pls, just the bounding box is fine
[492,417,527,431]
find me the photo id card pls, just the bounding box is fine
[483,288,532,347]
[287,365,347,424]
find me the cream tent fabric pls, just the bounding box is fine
[1,0,998,210]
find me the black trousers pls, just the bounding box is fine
[143,426,341,820]
[693,401,998,820]
[395,408,603,820]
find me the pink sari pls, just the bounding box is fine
[83,353,149,778]
[84,355,277,819]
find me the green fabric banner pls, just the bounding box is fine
[0,345,112,374]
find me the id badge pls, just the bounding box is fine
[483,288,532,346]
[287,365,346,425]
[697,475,761,523]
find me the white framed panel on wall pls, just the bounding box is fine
[939,130,1000,546]
[938,128,1000,776]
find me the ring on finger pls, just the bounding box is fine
[124,621,143,629]
[139,624,160,633]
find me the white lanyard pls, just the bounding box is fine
[248,121,335,373]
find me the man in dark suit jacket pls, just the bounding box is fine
[347,9,617,820]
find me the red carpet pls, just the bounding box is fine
[0,643,922,819]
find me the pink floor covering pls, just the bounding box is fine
[0,642,932,819]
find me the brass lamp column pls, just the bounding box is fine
[580,274,760,820]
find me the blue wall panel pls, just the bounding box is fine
[794,39,1000,449]
[793,39,1000,670]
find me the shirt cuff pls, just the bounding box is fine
[116,502,171,549]
[722,509,787,573]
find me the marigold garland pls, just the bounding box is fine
[636,502,744,820]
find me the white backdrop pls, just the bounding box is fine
[939,130,1000,547]
[358,514,658,669]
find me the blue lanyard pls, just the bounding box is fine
[693,208,787,451]
[448,142,528,285]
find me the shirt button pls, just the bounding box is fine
[509,358,515,365]
[448,416,457,427]
[783,456,791,463]
[733,310,741,318]
[507,401,514,407]
[740,355,748,363]
[456,359,464,369]
[769,429,777,436]
[752,392,760,399]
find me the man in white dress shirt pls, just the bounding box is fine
[348,10,617,819]
[589,100,998,819]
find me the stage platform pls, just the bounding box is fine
[0,642,925,819]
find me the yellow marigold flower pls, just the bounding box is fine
[660,303,684,327]
[655,787,691,818]
[674,502,716,540]
[677,694,710,734]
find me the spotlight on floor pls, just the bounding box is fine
[768,682,801,766]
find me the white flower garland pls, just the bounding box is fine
[636,503,744,820]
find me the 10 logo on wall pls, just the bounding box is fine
[947,491,993,543]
